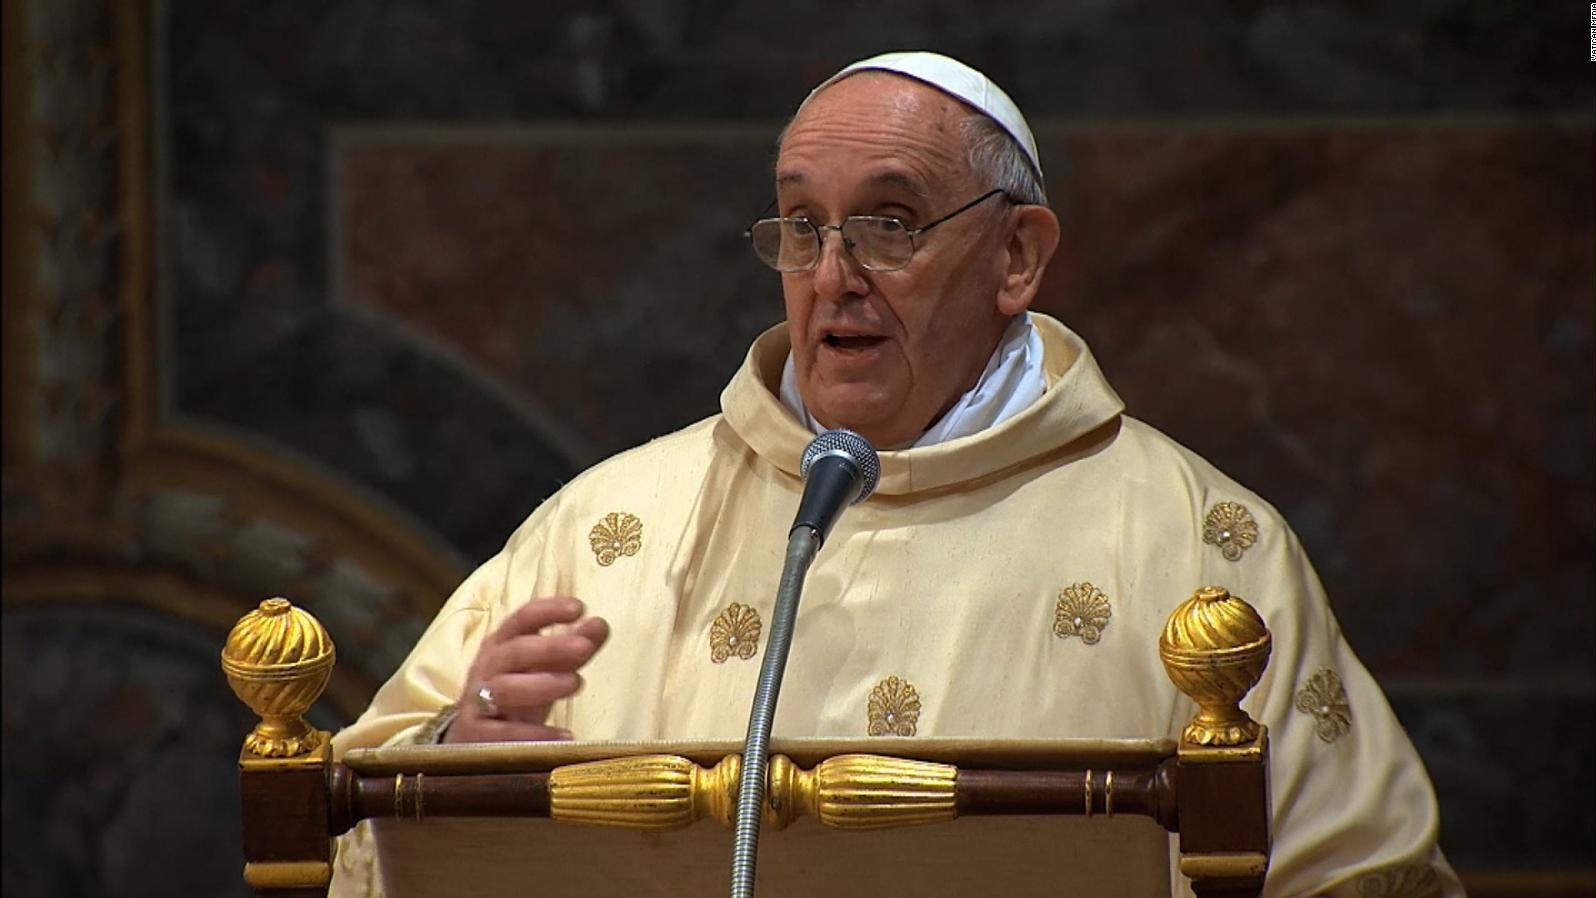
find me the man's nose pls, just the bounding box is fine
[812,228,870,300]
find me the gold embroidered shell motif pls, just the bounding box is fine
[1355,863,1441,898]
[709,603,761,663]
[1203,501,1258,561]
[1053,582,1112,644]
[867,676,921,737]
[588,512,643,566]
[1294,667,1353,743]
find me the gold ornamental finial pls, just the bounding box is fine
[1159,586,1271,746]
[221,597,336,757]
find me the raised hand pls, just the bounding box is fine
[444,596,610,744]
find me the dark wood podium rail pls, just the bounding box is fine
[957,764,1177,828]
[331,767,551,832]
[328,760,1180,835]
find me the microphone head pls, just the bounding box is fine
[799,429,881,504]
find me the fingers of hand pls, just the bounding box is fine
[570,615,610,647]
[465,598,607,730]
[483,671,584,724]
[488,596,585,646]
[484,632,602,678]
[446,717,573,745]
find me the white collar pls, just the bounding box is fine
[778,312,1047,449]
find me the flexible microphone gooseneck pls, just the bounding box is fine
[729,430,880,898]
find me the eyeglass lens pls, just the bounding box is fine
[749,217,913,272]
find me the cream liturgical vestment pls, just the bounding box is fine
[331,314,1463,898]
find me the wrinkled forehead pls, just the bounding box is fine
[778,73,977,190]
[791,70,974,136]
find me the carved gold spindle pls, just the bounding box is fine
[810,754,957,829]
[544,752,960,832]
[692,754,742,829]
[550,754,709,830]
[1158,585,1272,746]
[221,597,336,757]
[762,754,817,830]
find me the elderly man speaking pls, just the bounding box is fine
[331,52,1463,897]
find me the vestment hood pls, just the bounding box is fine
[720,313,1125,495]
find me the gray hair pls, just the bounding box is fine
[960,113,1048,207]
[773,109,1048,207]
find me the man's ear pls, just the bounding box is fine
[995,205,1061,316]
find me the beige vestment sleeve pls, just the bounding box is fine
[1222,511,1464,898]
[326,552,504,898]
[330,556,501,753]
[329,501,565,898]
[330,491,568,756]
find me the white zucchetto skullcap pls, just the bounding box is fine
[801,51,1042,179]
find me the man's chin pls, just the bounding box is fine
[809,400,913,447]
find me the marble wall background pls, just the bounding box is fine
[3,1,1592,895]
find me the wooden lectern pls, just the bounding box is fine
[222,586,1273,897]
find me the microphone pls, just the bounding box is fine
[730,430,879,898]
[792,429,882,542]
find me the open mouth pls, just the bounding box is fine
[823,333,887,351]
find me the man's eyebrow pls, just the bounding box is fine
[774,169,931,198]
[867,171,930,198]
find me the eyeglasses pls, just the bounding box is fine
[745,188,1009,273]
